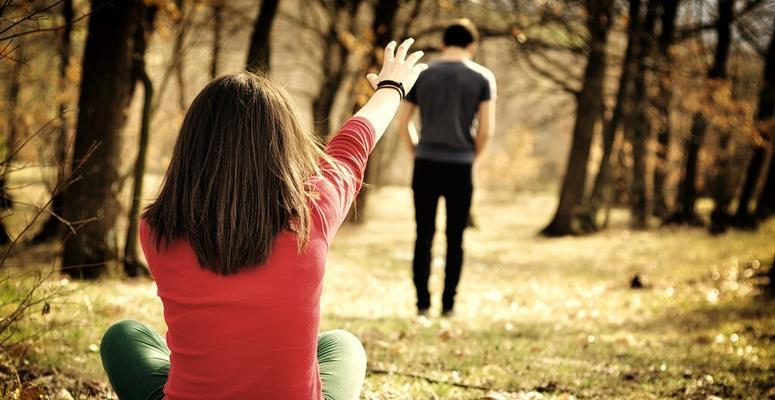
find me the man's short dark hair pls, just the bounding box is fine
[443,19,479,48]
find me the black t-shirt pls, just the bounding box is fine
[405,60,497,163]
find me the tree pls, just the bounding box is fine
[651,0,680,218]
[173,0,187,111]
[541,0,613,236]
[734,20,774,224]
[311,0,363,139]
[211,0,223,79]
[345,0,401,223]
[31,0,74,244]
[582,0,644,230]
[123,5,158,277]
[0,45,23,245]
[666,0,734,226]
[626,0,658,229]
[246,0,280,72]
[753,24,775,220]
[61,0,154,279]
[755,150,775,219]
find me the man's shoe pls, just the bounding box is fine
[417,308,430,317]
[441,309,455,318]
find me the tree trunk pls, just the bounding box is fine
[123,5,158,278]
[627,0,657,229]
[211,2,223,79]
[666,0,733,226]
[312,70,345,139]
[708,130,734,233]
[311,0,361,139]
[734,22,774,225]
[246,0,280,72]
[32,0,73,244]
[651,0,679,218]
[755,153,775,219]
[542,0,612,236]
[346,0,400,223]
[0,46,23,245]
[123,69,153,277]
[707,0,737,233]
[174,0,186,111]
[582,0,642,230]
[61,0,148,279]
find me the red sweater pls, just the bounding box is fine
[139,117,375,399]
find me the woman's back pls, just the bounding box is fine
[141,226,325,399]
[141,116,375,399]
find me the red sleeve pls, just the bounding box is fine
[312,117,376,243]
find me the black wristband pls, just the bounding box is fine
[376,84,403,101]
[376,80,405,100]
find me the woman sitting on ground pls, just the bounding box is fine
[99,39,426,400]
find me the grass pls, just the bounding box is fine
[2,187,774,399]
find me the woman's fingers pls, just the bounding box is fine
[366,73,379,90]
[405,50,424,68]
[394,38,414,62]
[414,63,429,72]
[383,41,397,63]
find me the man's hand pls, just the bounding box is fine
[396,101,418,156]
[475,100,494,158]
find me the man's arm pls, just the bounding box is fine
[475,99,495,157]
[396,101,418,155]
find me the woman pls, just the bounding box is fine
[99,39,426,400]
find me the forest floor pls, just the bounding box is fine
[1,187,774,399]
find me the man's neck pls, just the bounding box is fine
[438,47,472,61]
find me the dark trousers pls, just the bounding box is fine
[411,158,473,312]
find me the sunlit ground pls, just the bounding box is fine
[2,186,774,399]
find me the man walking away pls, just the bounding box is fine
[396,19,497,317]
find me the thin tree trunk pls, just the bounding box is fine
[347,0,400,223]
[707,2,738,233]
[628,0,658,229]
[666,0,733,226]
[755,152,775,219]
[174,0,186,111]
[32,0,73,244]
[61,0,148,279]
[211,2,222,79]
[312,70,345,138]
[708,129,734,233]
[651,0,679,218]
[542,0,613,236]
[311,0,361,139]
[582,0,643,230]
[734,21,774,224]
[611,126,632,208]
[312,25,347,138]
[123,70,153,277]
[123,5,158,277]
[0,47,23,245]
[602,130,628,229]
[246,0,280,72]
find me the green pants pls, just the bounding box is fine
[100,320,366,400]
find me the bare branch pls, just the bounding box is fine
[0,0,64,37]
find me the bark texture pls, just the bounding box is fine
[246,0,280,72]
[542,0,613,236]
[61,0,149,279]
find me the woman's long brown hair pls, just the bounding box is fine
[143,72,341,275]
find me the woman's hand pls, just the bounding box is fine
[366,38,428,94]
